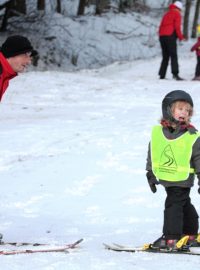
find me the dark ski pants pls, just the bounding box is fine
[158,35,179,78]
[163,186,199,240]
[195,56,200,77]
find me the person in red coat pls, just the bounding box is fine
[0,35,37,242]
[191,25,200,81]
[0,35,37,102]
[158,1,185,80]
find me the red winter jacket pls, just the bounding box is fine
[191,37,200,57]
[159,4,184,41]
[0,52,17,101]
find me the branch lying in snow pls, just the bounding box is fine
[105,30,149,41]
[105,30,128,35]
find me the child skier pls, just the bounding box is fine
[146,90,200,250]
[191,25,200,81]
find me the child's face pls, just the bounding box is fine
[171,101,192,123]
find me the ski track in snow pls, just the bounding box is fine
[0,53,200,269]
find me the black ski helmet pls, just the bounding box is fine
[162,90,193,121]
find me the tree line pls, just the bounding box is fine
[0,0,200,38]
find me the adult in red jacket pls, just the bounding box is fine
[0,35,37,241]
[0,35,37,102]
[158,1,185,80]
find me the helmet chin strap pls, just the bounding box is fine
[166,106,175,122]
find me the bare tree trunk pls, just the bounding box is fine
[95,0,101,14]
[56,0,61,13]
[119,0,125,12]
[77,0,87,15]
[0,0,12,32]
[37,0,45,10]
[17,0,26,13]
[0,0,26,31]
[183,0,192,39]
[95,0,110,14]
[191,0,200,38]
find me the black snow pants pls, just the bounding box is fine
[158,34,179,78]
[163,186,199,240]
[195,55,200,77]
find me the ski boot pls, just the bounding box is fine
[187,234,200,247]
[166,239,179,250]
[151,235,167,249]
[151,235,189,251]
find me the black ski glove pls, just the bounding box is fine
[198,187,200,194]
[146,171,159,193]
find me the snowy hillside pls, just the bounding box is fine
[0,46,200,268]
[0,0,169,70]
[25,11,160,71]
[0,0,196,71]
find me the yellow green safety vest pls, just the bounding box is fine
[151,125,200,181]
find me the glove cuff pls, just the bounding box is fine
[146,171,159,185]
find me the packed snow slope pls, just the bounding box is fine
[0,48,200,269]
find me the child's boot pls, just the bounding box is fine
[151,235,167,249]
[166,235,189,251]
[188,234,200,247]
[166,239,180,250]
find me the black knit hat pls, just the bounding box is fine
[0,35,37,58]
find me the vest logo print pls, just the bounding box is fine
[159,144,177,174]
[151,125,198,181]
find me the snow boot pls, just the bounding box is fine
[192,76,200,81]
[173,74,184,81]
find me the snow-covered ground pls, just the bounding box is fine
[0,44,200,269]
